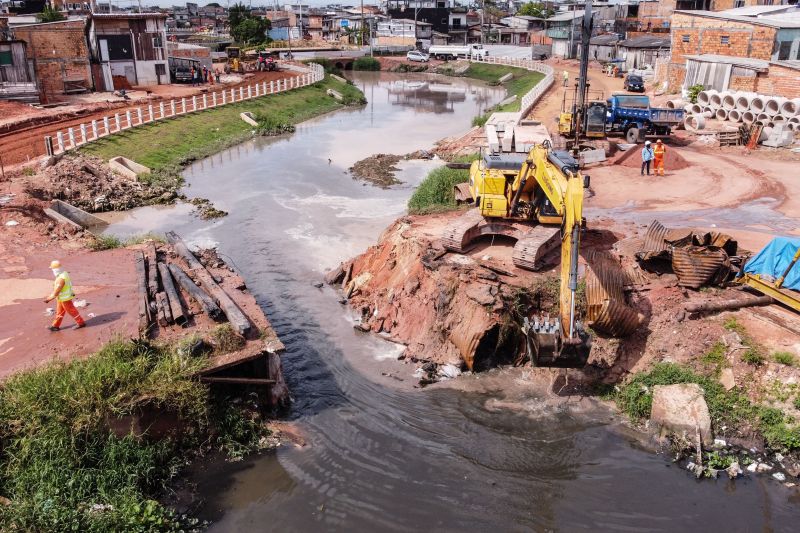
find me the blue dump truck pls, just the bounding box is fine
[606,94,684,143]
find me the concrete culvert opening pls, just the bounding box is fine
[335,62,345,70]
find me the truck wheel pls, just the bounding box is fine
[626,127,640,144]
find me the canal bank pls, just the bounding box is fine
[96,71,800,530]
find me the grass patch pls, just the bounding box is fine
[462,63,545,113]
[472,113,490,127]
[210,324,246,354]
[81,76,364,188]
[700,342,727,375]
[88,234,122,251]
[722,317,766,366]
[773,351,796,366]
[613,362,800,452]
[407,165,469,214]
[0,339,273,530]
[352,57,381,71]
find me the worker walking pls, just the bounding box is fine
[653,138,667,176]
[562,70,569,87]
[44,260,85,332]
[641,140,654,176]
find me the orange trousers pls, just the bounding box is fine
[653,156,665,176]
[53,299,85,328]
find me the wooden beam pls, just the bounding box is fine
[158,262,187,326]
[168,263,223,320]
[134,251,151,333]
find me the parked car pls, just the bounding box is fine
[406,50,430,63]
[171,67,193,84]
[623,74,645,93]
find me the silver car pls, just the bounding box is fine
[406,50,430,63]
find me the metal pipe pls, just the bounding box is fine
[684,295,773,313]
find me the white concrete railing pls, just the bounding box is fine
[470,55,554,120]
[46,63,325,156]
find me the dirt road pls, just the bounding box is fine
[0,70,299,168]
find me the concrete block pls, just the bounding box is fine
[240,111,258,126]
[108,156,150,181]
[651,383,712,446]
[48,200,107,230]
[485,125,500,154]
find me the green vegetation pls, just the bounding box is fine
[613,362,800,452]
[228,3,271,45]
[688,84,705,104]
[408,166,469,214]
[37,5,65,23]
[352,57,381,71]
[472,113,490,127]
[700,342,727,375]
[462,63,545,113]
[517,1,555,18]
[723,317,766,366]
[81,76,364,189]
[0,339,269,531]
[773,351,796,366]
[88,233,165,251]
[210,324,246,354]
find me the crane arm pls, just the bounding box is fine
[559,173,585,341]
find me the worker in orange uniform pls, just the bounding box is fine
[44,260,85,332]
[653,138,667,176]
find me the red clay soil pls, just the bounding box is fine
[617,142,691,171]
[0,70,299,168]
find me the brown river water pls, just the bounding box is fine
[104,71,800,531]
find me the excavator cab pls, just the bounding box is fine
[585,101,608,138]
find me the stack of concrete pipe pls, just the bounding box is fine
[690,90,800,131]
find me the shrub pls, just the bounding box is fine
[352,57,381,71]
[688,84,705,104]
[700,342,727,374]
[773,351,796,366]
[89,234,122,251]
[407,166,469,214]
[210,324,246,354]
[742,346,765,366]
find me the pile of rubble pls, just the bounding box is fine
[25,155,179,212]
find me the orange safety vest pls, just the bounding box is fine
[653,144,666,158]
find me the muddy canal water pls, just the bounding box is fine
[106,72,799,531]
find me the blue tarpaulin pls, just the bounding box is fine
[742,237,800,291]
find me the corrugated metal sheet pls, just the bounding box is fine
[636,219,670,261]
[586,252,642,337]
[672,246,730,289]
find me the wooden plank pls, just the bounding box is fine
[166,232,251,335]
[145,242,159,299]
[167,263,223,320]
[158,262,187,326]
[134,251,151,332]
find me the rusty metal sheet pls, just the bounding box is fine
[585,252,642,337]
[672,246,730,289]
[636,220,671,261]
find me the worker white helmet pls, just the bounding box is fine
[645,141,651,145]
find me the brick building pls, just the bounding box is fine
[11,19,93,103]
[668,10,800,92]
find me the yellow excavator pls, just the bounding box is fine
[443,141,591,367]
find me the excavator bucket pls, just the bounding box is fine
[523,317,592,368]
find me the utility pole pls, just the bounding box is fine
[574,0,593,147]
[360,0,364,47]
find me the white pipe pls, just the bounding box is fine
[715,108,729,121]
[788,116,800,126]
[689,103,703,114]
[742,110,756,123]
[765,96,787,117]
[686,114,705,130]
[772,114,787,123]
[722,92,738,110]
[709,91,723,107]
[749,96,766,113]
[757,112,770,122]
[697,89,717,106]
[735,92,755,111]
[702,106,713,118]
[728,109,742,122]
[779,98,799,117]
[666,99,686,110]
[759,126,773,142]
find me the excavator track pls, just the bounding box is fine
[442,210,560,271]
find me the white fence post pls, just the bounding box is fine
[202,94,207,108]
[262,81,267,93]
[68,127,75,148]
[148,104,154,122]
[248,85,252,98]
[213,92,218,106]
[79,124,86,144]
[160,102,165,119]
[181,98,186,113]
[231,88,235,101]
[114,114,121,131]
[191,96,197,111]
[170,100,176,116]
[103,116,110,135]
[91,120,98,139]
[56,131,64,152]
[137,108,143,125]
[239,87,244,100]
[270,80,274,93]
[125,111,132,128]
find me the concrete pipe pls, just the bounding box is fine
[666,99,686,110]
[749,96,766,113]
[686,114,705,130]
[728,109,742,122]
[688,103,703,114]
[715,108,729,121]
[709,91,724,108]
[757,112,770,122]
[702,107,714,118]
[779,98,800,118]
[735,93,756,112]
[759,126,773,142]
[742,110,756,123]
[698,90,717,107]
[772,114,787,123]
[722,92,738,110]
[788,116,800,126]
[767,122,776,129]
[684,104,694,112]
[764,96,787,117]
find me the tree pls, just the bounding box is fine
[231,17,270,45]
[205,2,221,7]
[38,6,65,23]
[517,2,555,19]
[228,3,250,31]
